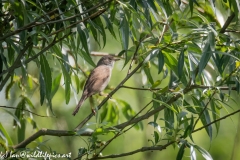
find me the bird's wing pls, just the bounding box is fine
[84,65,110,96]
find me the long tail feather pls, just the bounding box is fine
[72,96,87,116]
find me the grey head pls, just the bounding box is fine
[97,55,120,67]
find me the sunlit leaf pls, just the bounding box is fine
[51,74,62,99]
[190,143,213,160]
[0,123,13,146]
[148,122,161,133]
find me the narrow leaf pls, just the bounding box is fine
[158,50,164,74]
[178,49,185,79]
[61,64,71,104]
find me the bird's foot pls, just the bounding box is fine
[99,92,112,99]
[91,108,96,115]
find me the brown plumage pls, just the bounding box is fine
[72,55,120,116]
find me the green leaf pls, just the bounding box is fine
[39,72,45,105]
[5,81,14,100]
[143,66,154,85]
[14,98,25,127]
[103,102,118,124]
[78,49,96,67]
[144,49,160,63]
[164,52,178,74]
[177,142,185,160]
[178,49,185,79]
[210,100,220,134]
[163,108,175,130]
[0,123,13,146]
[119,99,142,130]
[61,64,71,104]
[18,118,26,143]
[26,117,37,129]
[40,55,52,111]
[209,31,215,51]
[94,17,106,47]
[153,98,178,113]
[74,74,80,94]
[192,97,212,140]
[198,34,213,76]
[154,131,159,144]
[51,74,62,99]
[119,12,129,57]
[189,0,193,16]
[158,50,164,74]
[23,96,35,109]
[119,100,135,120]
[101,14,116,39]
[77,24,89,54]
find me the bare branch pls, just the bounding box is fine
[219,13,235,34]
[121,85,161,91]
[89,142,174,159]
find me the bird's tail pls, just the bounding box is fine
[72,96,87,116]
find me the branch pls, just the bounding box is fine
[0,106,51,118]
[121,85,161,91]
[219,13,235,34]
[13,129,75,149]
[192,109,240,133]
[90,142,174,159]
[13,128,94,149]
[127,40,142,74]
[192,89,217,130]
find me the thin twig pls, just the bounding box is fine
[127,40,142,75]
[192,109,240,133]
[219,13,235,34]
[121,85,161,91]
[13,129,76,149]
[0,106,51,118]
[90,142,174,159]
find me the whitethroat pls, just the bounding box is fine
[72,55,120,116]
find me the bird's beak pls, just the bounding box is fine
[114,57,120,61]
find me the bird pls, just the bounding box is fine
[72,55,120,116]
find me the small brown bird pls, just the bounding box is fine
[72,55,120,116]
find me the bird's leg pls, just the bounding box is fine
[89,96,96,115]
[99,92,112,99]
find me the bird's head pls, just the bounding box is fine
[97,55,120,67]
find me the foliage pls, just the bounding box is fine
[0,0,240,159]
